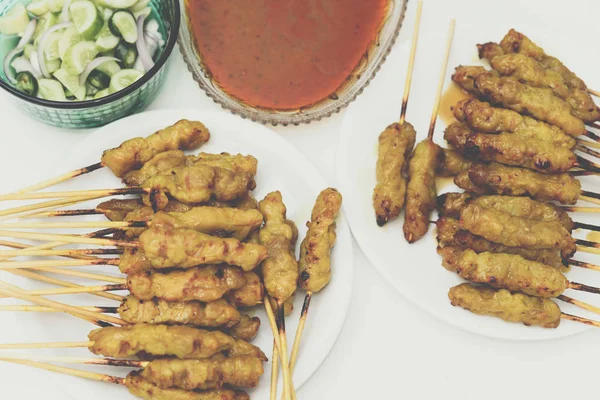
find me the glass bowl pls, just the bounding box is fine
[0,0,180,129]
[178,0,408,126]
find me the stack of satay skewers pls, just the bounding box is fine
[0,119,343,400]
[431,29,600,329]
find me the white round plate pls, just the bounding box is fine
[337,21,600,340]
[0,109,353,399]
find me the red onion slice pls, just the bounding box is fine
[79,56,120,87]
[135,14,153,73]
[37,21,72,78]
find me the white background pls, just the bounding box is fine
[1,0,599,398]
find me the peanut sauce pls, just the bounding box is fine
[186,0,388,110]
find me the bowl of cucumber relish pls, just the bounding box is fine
[0,0,179,128]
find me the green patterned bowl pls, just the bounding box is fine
[0,0,180,128]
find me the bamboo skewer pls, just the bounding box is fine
[569,259,600,272]
[0,341,93,350]
[0,358,124,384]
[276,301,295,400]
[12,162,105,194]
[0,355,141,367]
[578,139,600,150]
[0,258,120,270]
[0,230,136,247]
[270,341,280,400]
[588,89,600,98]
[0,221,142,230]
[264,298,292,400]
[26,209,105,218]
[288,292,311,378]
[0,281,113,327]
[0,282,125,325]
[0,187,146,201]
[557,295,600,316]
[427,18,455,140]
[35,268,125,284]
[0,283,126,298]
[561,313,600,327]
[398,0,423,124]
[577,145,600,160]
[7,269,124,302]
[0,305,117,313]
[563,206,600,213]
[0,248,123,258]
[0,196,103,219]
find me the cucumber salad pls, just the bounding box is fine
[0,0,164,101]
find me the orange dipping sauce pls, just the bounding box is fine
[186,0,389,110]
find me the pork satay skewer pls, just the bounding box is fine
[0,355,265,391]
[0,324,266,361]
[258,191,299,400]
[403,19,454,243]
[439,247,600,298]
[449,283,600,329]
[453,162,600,205]
[0,359,251,400]
[7,120,210,195]
[288,188,342,386]
[372,0,422,226]
[0,206,264,241]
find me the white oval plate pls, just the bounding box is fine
[336,23,600,340]
[0,109,353,399]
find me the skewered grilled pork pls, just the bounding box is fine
[448,283,560,328]
[299,188,343,292]
[127,266,246,302]
[435,217,566,270]
[258,191,299,302]
[373,122,417,226]
[444,121,576,173]
[453,98,576,148]
[139,227,267,271]
[459,203,576,256]
[101,120,210,178]
[139,355,264,390]
[126,372,249,400]
[403,140,442,242]
[439,247,568,298]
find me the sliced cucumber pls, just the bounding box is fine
[0,3,30,35]
[108,68,142,93]
[45,58,62,74]
[33,12,58,44]
[23,44,36,59]
[48,0,65,13]
[114,41,137,68]
[93,88,110,99]
[95,22,120,52]
[58,26,82,59]
[96,0,138,9]
[38,78,67,100]
[95,59,120,76]
[62,40,98,75]
[101,7,113,21]
[69,0,103,39]
[44,31,63,61]
[128,0,150,12]
[26,0,51,16]
[53,68,86,100]
[109,10,137,43]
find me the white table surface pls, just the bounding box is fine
[1,0,599,398]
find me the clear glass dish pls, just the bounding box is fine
[178,0,408,126]
[0,0,180,129]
